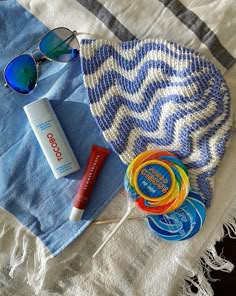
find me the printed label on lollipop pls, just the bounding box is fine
[135,161,175,201]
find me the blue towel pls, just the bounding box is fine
[0,0,126,256]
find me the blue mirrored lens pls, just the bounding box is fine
[4,54,37,94]
[39,27,79,62]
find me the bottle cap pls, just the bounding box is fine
[69,207,84,222]
[23,98,54,122]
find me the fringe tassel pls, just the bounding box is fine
[1,198,236,295]
[0,209,51,295]
[177,201,236,296]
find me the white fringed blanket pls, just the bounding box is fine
[1,0,236,295]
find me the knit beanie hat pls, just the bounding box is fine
[79,39,233,207]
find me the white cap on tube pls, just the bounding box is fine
[70,207,84,221]
[23,98,54,123]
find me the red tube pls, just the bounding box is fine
[69,144,110,221]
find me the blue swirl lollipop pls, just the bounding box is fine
[147,190,206,241]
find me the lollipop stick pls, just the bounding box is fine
[93,204,135,258]
[93,215,145,225]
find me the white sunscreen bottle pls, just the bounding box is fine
[24,98,80,179]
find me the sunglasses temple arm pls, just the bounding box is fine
[51,34,77,52]
[74,31,98,38]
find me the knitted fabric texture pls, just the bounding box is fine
[79,39,233,207]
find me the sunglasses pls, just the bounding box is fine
[3,27,79,95]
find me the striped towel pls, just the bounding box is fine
[1,0,235,296]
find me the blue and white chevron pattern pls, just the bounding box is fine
[79,39,233,207]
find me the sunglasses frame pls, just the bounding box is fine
[3,27,78,95]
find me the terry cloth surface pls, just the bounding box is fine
[0,0,126,258]
[79,39,233,207]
